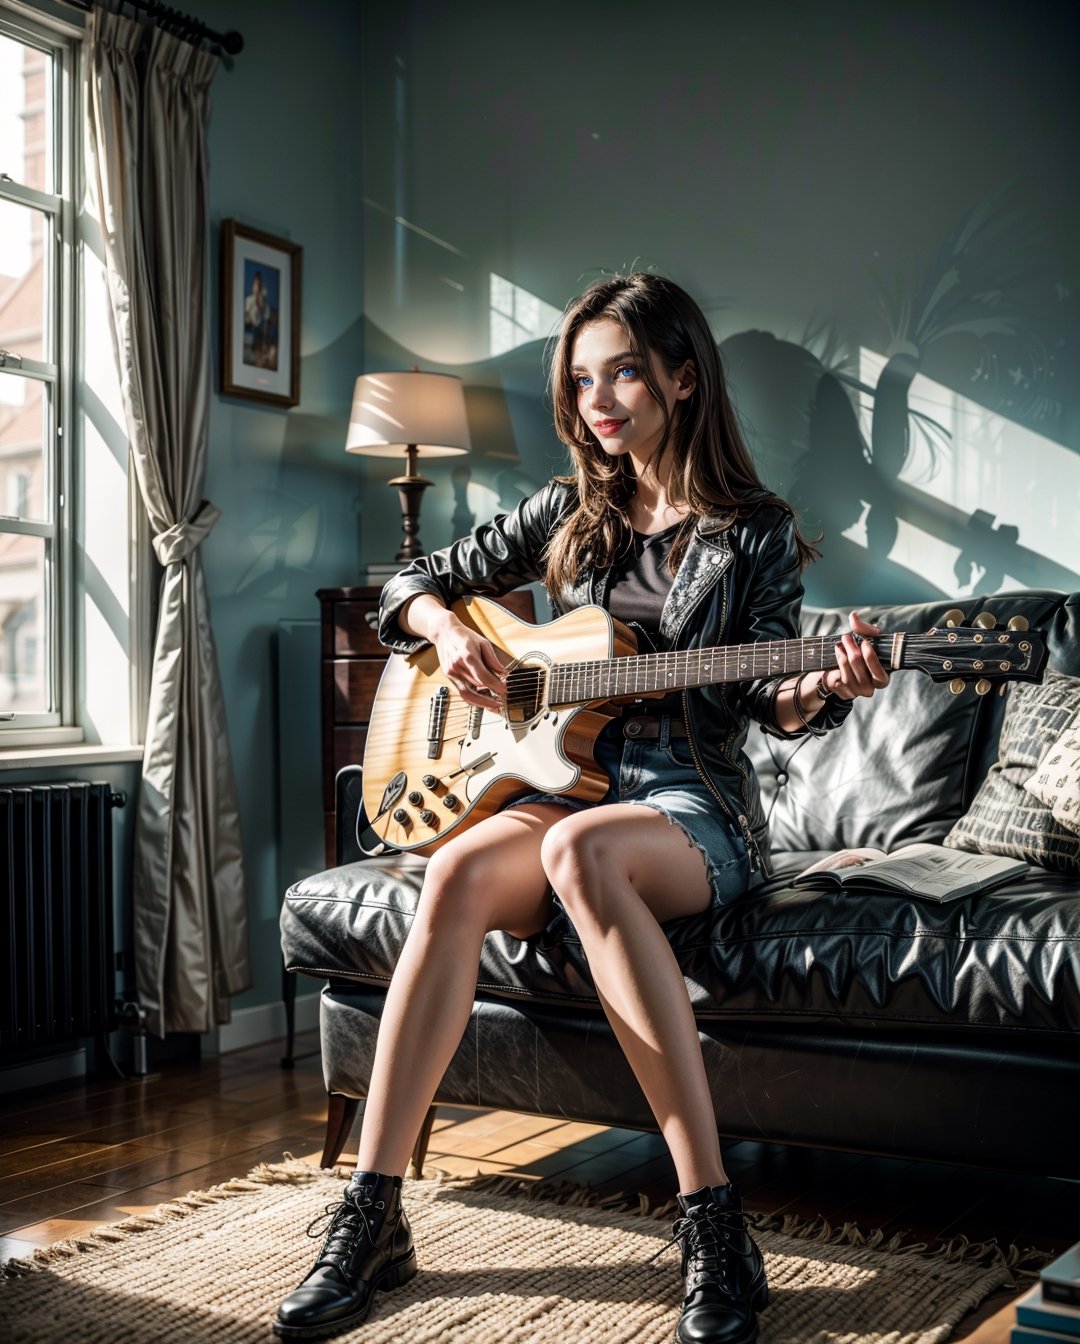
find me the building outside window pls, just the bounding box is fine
[0,12,75,729]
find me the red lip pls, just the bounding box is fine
[593,419,627,435]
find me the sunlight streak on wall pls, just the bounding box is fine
[857,349,1079,591]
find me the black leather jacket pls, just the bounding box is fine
[378,480,851,873]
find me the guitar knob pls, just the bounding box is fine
[422,775,438,789]
[949,679,965,695]
[973,611,996,629]
[974,678,992,695]
[1006,615,1029,632]
[942,608,964,628]
[442,794,459,811]
[407,791,424,806]
[419,809,437,826]
[392,809,409,824]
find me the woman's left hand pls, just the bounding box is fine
[824,612,891,700]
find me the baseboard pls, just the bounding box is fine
[1,1047,88,1094]
[1,996,322,1084]
[203,991,321,1055]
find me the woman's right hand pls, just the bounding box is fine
[400,594,507,709]
[428,608,508,709]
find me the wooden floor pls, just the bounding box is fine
[1,1030,1076,1341]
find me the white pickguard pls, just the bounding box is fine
[458,707,581,802]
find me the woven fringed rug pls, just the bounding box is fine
[0,1158,1035,1344]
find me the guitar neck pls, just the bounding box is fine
[548,634,888,706]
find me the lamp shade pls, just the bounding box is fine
[345,371,471,459]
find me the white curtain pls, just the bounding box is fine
[86,10,251,1036]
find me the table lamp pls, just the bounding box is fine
[346,370,471,562]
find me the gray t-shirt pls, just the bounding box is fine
[607,522,684,716]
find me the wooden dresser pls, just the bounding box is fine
[317,586,385,866]
[317,585,537,866]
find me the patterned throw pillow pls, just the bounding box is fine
[945,670,1080,874]
[1024,716,1080,836]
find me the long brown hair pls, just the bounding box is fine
[543,272,817,596]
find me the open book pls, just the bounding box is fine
[793,842,1029,903]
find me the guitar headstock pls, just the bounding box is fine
[900,609,1047,694]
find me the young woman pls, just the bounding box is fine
[274,273,889,1344]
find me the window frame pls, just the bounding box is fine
[0,4,80,744]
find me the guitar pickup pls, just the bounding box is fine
[427,685,450,758]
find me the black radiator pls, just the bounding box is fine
[1,781,124,1052]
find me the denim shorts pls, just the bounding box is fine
[507,717,751,907]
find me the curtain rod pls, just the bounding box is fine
[67,1,244,57]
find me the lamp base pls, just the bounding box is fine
[388,472,433,563]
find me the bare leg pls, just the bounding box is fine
[277,809,571,1336]
[355,804,568,1177]
[540,806,729,1192]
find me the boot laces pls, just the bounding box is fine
[305,1187,386,1269]
[650,1202,760,1278]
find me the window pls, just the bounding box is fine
[0,11,76,732]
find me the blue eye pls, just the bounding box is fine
[575,374,593,389]
[615,365,638,380]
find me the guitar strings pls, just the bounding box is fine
[362,632,1030,747]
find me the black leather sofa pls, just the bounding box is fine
[280,590,1080,1179]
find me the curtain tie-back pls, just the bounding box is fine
[153,500,222,565]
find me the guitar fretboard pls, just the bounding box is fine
[547,635,873,706]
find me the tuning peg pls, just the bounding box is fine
[973,611,997,629]
[975,678,992,695]
[949,678,965,695]
[999,684,1009,697]
[942,608,965,628]
[1006,615,1030,632]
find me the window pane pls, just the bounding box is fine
[0,531,48,713]
[1,19,67,735]
[0,199,50,361]
[0,34,52,192]
[0,374,47,520]
[0,368,27,406]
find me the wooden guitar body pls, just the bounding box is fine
[361,597,637,855]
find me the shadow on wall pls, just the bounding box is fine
[723,329,1078,606]
[207,315,370,610]
[722,189,1079,606]
[360,261,1078,610]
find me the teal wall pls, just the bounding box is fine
[183,0,366,1017]
[149,0,1080,1023]
[358,0,1079,603]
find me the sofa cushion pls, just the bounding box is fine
[746,591,1080,854]
[281,854,1080,1038]
[1025,716,1080,835]
[946,671,1080,874]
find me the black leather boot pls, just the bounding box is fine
[273,1171,417,1339]
[671,1184,768,1344]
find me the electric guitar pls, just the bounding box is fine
[361,596,1047,855]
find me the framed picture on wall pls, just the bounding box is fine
[220,219,302,408]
